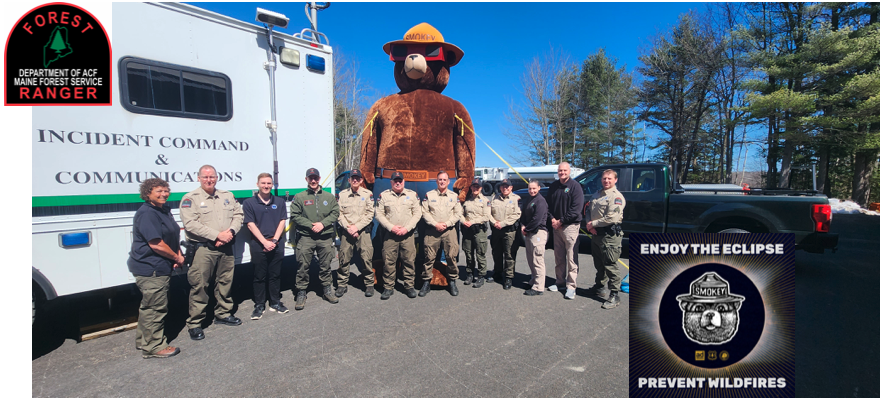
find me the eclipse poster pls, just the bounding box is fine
[628,233,795,398]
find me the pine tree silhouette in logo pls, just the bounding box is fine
[43,26,73,68]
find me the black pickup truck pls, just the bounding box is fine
[513,163,838,254]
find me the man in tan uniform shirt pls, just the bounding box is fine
[335,169,376,298]
[179,165,244,341]
[374,171,422,300]
[586,169,626,310]
[420,171,463,297]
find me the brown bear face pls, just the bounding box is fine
[394,59,450,94]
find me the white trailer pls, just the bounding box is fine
[31,2,335,322]
[477,164,585,194]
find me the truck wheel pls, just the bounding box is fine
[718,228,750,233]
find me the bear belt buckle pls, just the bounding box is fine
[397,169,429,182]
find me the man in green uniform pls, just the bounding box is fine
[420,171,462,297]
[290,168,340,310]
[586,169,627,309]
[180,165,244,341]
[374,172,422,300]
[489,179,521,290]
[335,169,376,298]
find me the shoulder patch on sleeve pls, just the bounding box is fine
[181,199,192,208]
[614,197,623,205]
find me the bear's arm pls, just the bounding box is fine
[451,100,476,198]
[359,101,383,185]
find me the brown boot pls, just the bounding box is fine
[143,346,180,359]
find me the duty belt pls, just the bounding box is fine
[598,223,623,236]
[375,168,457,182]
[492,224,517,232]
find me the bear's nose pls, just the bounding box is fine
[404,53,427,80]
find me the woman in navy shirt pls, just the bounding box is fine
[520,180,549,296]
[128,178,184,359]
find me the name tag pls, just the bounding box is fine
[305,200,314,206]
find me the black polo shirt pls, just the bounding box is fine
[128,202,181,277]
[242,193,288,247]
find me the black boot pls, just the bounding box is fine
[418,281,431,297]
[449,280,459,296]
[323,286,339,304]
[463,273,473,285]
[472,276,484,288]
[503,278,512,290]
[602,292,620,309]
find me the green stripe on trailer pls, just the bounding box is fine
[32,187,322,207]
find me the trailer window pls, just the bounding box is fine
[119,57,232,121]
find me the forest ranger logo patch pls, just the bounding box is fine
[5,3,112,105]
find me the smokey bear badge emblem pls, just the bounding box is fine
[676,272,744,345]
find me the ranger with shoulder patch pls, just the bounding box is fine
[179,165,244,341]
[419,171,463,297]
[290,168,340,310]
[335,169,376,298]
[375,171,422,300]
[585,169,627,309]
[489,178,521,290]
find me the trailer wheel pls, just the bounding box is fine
[32,281,48,326]
[481,182,493,197]
[717,228,750,233]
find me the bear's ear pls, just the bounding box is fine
[446,50,457,66]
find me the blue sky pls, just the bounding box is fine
[197,2,710,168]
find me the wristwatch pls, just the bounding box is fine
[271,239,278,244]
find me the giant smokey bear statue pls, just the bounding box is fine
[360,23,476,288]
[359,22,475,200]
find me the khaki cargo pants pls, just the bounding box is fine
[187,246,234,328]
[422,228,459,281]
[552,223,580,290]
[382,232,416,290]
[525,230,548,292]
[338,227,374,289]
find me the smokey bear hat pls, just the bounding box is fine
[383,22,465,67]
[676,272,745,304]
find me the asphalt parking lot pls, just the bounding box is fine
[32,243,630,397]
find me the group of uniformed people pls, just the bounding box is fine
[127,163,626,359]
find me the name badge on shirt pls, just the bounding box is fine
[271,204,277,209]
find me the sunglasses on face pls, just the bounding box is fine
[390,44,446,62]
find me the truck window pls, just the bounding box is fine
[577,168,622,196]
[633,168,656,192]
[119,57,232,121]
